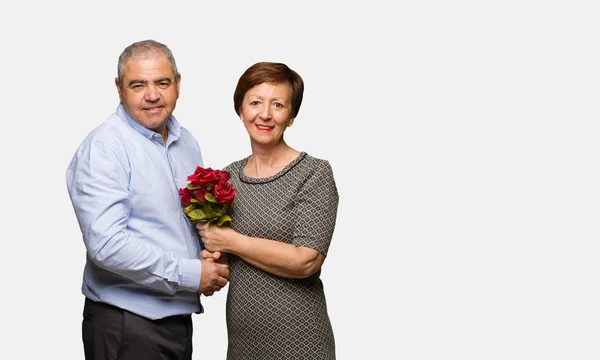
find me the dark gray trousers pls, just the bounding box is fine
[82,298,193,360]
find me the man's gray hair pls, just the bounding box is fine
[117,39,179,86]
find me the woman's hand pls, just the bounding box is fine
[197,222,236,253]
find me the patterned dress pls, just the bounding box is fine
[224,152,338,360]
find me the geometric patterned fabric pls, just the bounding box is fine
[223,152,338,359]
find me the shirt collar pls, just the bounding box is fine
[116,103,182,141]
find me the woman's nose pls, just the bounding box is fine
[259,106,272,120]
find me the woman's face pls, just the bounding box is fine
[239,81,294,147]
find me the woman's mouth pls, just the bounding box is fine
[256,124,273,133]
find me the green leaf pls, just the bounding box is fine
[213,203,227,216]
[201,202,216,217]
[204,192,219,203]
[187,208,207,221]
[216,215,232,227]
[183,204,197,214]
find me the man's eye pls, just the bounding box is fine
[158,82,170,89]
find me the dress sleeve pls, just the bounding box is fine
[291,160,339,256]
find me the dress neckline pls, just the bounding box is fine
[238,152,307,184]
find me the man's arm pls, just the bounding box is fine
[67,140,202,293]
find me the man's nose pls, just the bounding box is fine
[144,85,161,101]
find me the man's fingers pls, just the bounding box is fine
[216,276,228,288]
[218,264,230,279]
[213,277,229,292]
[199,260,230,296]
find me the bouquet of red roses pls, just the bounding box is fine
[178,166,237,227]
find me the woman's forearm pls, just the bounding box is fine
[228,233,324,279]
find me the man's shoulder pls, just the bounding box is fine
[81,113,130,146]
[174,126,201,153]
[68,113,138,163]
[177,126,198,142]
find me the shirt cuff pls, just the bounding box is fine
[179,258,201,292]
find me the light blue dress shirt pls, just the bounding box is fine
[67,104,204,320]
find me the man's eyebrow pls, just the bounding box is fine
[127,78,173,87]
[127,79,147,87]
[154,77,173,83]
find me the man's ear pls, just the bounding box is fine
[175,73,181,98]
[115,77,123,102]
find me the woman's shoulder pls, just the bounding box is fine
[296,153,338,196]
[223,155,251,173]
[300,153,334,173]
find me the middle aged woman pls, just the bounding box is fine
[197,62,339,359]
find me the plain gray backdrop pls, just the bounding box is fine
[2,1,599,359]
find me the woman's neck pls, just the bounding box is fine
[246,144,300,178]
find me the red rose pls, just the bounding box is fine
[180,166,236,227]
[187,166,220,186]
[218,170,231,182]
[213,181,236,204]
[179,187,193,205]
[193,187,209,202]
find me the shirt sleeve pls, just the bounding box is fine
[292,160,339,256]
[66,140,200,294]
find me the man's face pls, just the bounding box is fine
[116,56,180,135]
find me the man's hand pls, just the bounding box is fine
[198,257,229,296]
[201,249,230,264]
